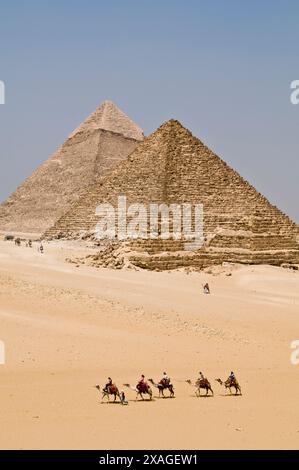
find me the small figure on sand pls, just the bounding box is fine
[38,244,44,254]
[199,371,205,381]
[148,372,175,398]
[215,371,242,395]
[186,372,214,396]
[228,371,236,385]
[96,377,122,402]
[202,282,210,294]
[119,390,128,405]
[103,377,113,393]
[135,374,153,399]
[162,371,170,387]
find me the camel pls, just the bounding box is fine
[123,382,153,401]
[149,378,175,398]
[215,378,242,395]
[186,378,214,397]
[95,384,121,403]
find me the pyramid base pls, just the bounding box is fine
[70,241,299,272]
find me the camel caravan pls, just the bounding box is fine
[96,371,242,404]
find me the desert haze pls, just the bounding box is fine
[0,239,298,450]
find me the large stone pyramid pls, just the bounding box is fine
[45,120,299,269]
[0,101,143,234]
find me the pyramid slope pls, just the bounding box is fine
[45,120,299,268]
[0,102,143,234]
[69,101,144,141]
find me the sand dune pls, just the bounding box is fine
[0,240,298,449]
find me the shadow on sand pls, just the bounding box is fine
[219,393,243,397]
[193,394,214,398]
[154,395,176,399]
[133,398,156,403]
[101,401,122,405]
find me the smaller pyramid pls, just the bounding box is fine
[45,119,299,269]
[0,101,144,234]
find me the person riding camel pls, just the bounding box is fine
[103,377,113,393]
[198,372,207,382]
[162,371,170,386]
[137,374,146,391]
[228,371,236,385]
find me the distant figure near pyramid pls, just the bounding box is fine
[45,120,299,269]
[0,101,143,234]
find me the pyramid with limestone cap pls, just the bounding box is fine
[0,101,144,234]
[69,100,144,141]
[45,119,299,269]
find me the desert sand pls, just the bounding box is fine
[0,239,298,450]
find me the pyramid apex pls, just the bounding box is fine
[158,119,187,131]
[69,100,144,141]
[100,100,118,108]
[151,119,192,140]
[102,99,114,105]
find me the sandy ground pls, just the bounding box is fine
[0,239,298,450]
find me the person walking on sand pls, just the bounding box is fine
[120,390,128,405]
[203,282,210,294]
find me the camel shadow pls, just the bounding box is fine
[192,394,214,398]
[155,395,175,399]
[133,398,156,403]
[219,394,242,397]
[100,401,122,405]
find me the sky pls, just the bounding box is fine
[0,0,298,222]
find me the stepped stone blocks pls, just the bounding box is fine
[0,101,143,234]
[45,119,299,269]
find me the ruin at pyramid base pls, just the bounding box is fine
[64,236,299,271]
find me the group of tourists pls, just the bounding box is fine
[99,370,241,404]
[11,237,44,253]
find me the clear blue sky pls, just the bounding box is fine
[0,0,298,222]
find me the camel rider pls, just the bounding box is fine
[228,371,236,385]
[162,372,170,386]
[199,371,205,382]
[137,374,146,390]
[103,377,113,392]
